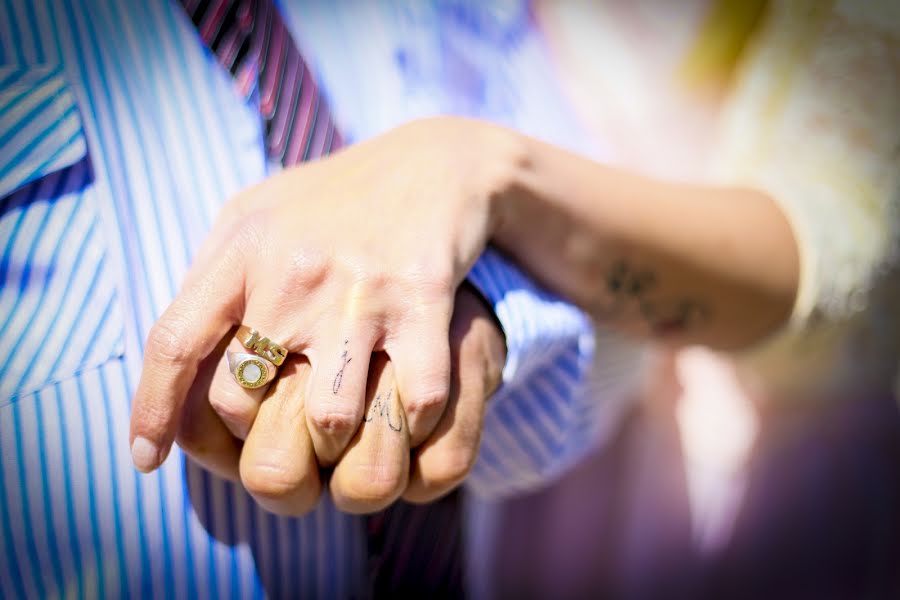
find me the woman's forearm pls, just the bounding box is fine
[488,131,800,350]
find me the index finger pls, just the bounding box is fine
[129,248,245,473]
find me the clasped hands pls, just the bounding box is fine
[129,118,515,515]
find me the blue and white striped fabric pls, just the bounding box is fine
[0,1,599,597]
[0,66,124,400]
[0,64,87,199]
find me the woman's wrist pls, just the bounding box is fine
[470,125,800,350]
[465,120,533,241]
[391,115,529,249]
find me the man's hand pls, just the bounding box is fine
[172,285,505,515]
[331,284,506,510]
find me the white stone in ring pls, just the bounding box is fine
[242,362,262,385]
[226,350,275,390]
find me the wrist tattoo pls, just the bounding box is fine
[595,259,710,335]
[364,388,403,433]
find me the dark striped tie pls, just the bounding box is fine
[366,491,465,598]
[183,0,342,164]
[181,1,464,596]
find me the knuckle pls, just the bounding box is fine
[208,391,254,427]
[307,403,359,436]
[347,271,392,305]
[145,319,193,366]
[426,446,478,488]
[339,463,407,504]
[356,263,452,299]
[222,215,266,258]
[283,251,330,290]
[421,273,456,302]
[405,281,454,312]
[358,269,391,292]
[403,258,453,290]
[404,387,449,418]
[241,451,312,501]
[425,267,455,295]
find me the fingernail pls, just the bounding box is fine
[131,437,160,472]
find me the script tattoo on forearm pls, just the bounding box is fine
[593,260,653,319]
[364,388,403,432]
[594,259,710,335]
[332,339,352,394]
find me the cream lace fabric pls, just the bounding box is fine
[716,0,900,398]
[540,0,899,403]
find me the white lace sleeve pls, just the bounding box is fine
[714,1,900,396]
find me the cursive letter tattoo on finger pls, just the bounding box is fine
[332,339,352,394]
[363,388,403,433]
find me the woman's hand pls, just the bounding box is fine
[161,286,505,516]
[128,116,518,476]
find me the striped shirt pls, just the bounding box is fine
[0,1,605,597]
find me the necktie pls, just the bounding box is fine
[183,0,342,164]
[366,491,465,597]
[181,1,464,595]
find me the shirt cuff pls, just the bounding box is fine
[466,247,593,388]
[464,248,605,498]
